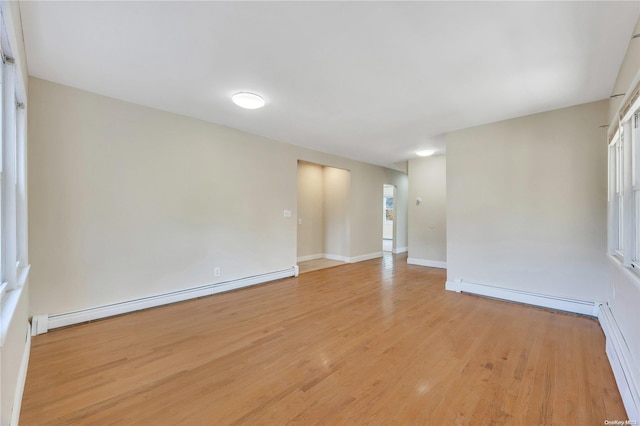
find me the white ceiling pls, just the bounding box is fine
[19,1,640,170]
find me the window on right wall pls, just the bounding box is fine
[632,112,640,269]
[608,82,640,274]
[0,6,29,345]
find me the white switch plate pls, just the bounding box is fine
[284,210,292,217]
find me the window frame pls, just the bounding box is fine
[15,95,26,270]
[0,2,29,348]
[2,56,17,291]
[609,80,640,276]
[632,112,640,271]
[608,130,623,257]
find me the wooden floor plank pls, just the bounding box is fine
[21,254,626,425]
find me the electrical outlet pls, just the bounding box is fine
[214,267,221,277]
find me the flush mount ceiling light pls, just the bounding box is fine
[416,149,435,157]
[231,92,265,109]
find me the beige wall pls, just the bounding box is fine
[296,162,324,259]
[391,173,408,251]
[29,78,298,314]
[323,166,350,258]
[446,100,609,301]
[28,78,408,317]
[408,155,446,263]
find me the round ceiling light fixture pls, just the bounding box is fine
[232,92,265,109]
[416,149,435,157]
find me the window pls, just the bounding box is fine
[608,79,640,274]
[0,1,28,348]
[2,52,17,290]
[0,8,28,297]
[633,112,640,268]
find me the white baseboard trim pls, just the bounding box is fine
[407,258,447,269]
[392,247,407,254]
[324,253,349,263]
[445,279,599,317]
[46,267,297,330]
[599,303,640,421]
[297,253,383,264]
[349,252,383,263]
[10,323,30,426]
[297,254,324,262]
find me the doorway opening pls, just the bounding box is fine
[383,184,395,252]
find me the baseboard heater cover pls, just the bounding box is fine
[45,267,296,331]
[599,304,640,422]
[445,279,599,317]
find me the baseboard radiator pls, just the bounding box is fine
[37,267,297,333]
[445,279,599,316]
[599,303,640,421]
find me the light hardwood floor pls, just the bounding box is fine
[21,254,626,425]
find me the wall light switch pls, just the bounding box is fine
[284,210,292,217]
